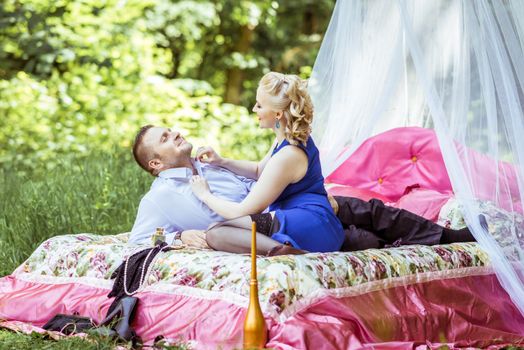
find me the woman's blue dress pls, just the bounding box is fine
[269,137,344,252]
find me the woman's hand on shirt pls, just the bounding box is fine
[190,175,211,201]
[186,144,307,220]
[196,146,223,166]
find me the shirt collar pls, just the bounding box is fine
[157,159,204,179]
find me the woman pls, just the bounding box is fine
[189,72,344,255]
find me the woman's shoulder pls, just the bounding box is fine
[286,136,317,154]
[271,142,308,167]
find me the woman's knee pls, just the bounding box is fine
[205,228,222,249]
[205,226,233,249]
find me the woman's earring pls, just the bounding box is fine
[275,119,280,129]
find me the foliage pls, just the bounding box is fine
[142,0,333,102]
[0,71,271,172]
[0,0,334,173]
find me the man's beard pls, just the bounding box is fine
[167,144,193,168]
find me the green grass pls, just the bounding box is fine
[0,152,150,277]
[0,329,190,349]
[0,330,123,350]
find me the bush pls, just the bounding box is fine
[0,71,272,173]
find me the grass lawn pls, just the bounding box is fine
[0,328,190,349]
[0,152,149,277]
[0,329,129,350]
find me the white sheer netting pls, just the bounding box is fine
[310,0,524,316]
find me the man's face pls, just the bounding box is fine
[142,127,193,172]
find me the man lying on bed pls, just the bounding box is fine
[129,124,475,250]
[129,125,255,248]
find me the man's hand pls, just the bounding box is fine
[181,230,209,249]
[195,146,223,166]
[327,194,339,215]
[190,175,211,201]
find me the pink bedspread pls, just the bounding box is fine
[1,268,523,349]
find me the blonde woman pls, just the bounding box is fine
[189,72,344,255]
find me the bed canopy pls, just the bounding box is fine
[310,0,524,316]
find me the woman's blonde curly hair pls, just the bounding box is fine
[258,72,313,146]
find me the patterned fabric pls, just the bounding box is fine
[17,234,488,318]
[438,198,524,260]
[7,199,524,349]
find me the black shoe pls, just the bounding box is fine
[98,296,139,342]
[479,214,490,233]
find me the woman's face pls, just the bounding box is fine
[253,88,280,129]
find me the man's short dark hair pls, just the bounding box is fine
[133,124,154,174]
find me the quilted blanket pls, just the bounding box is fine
[1,199,524,349]
[16,234,488,318]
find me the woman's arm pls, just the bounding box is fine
[191,146,307,219]
[196,140,278,180]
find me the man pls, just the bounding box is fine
[130,124,475,250]
[130,125,254,246]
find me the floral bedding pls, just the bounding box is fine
[14,199,520,319]
[438,198,524,260]
[17,234,488,318]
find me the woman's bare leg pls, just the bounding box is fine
[205,215,281,254]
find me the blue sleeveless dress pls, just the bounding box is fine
[269,137,344,252]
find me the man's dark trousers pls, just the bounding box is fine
[335,196,444,251]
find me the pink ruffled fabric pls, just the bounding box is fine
[2,270,523,349]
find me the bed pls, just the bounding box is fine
[1,127,523,349]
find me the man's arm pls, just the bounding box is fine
[130,188,216,247]
[129,197,172,245]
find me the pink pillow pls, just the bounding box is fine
[325,127,452,201]
[390,188,452,222]
[327,185,392,203]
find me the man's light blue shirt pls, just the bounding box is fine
[129,160,254,244]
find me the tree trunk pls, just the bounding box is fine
[224,25,253,104]
[168,40,183,79]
